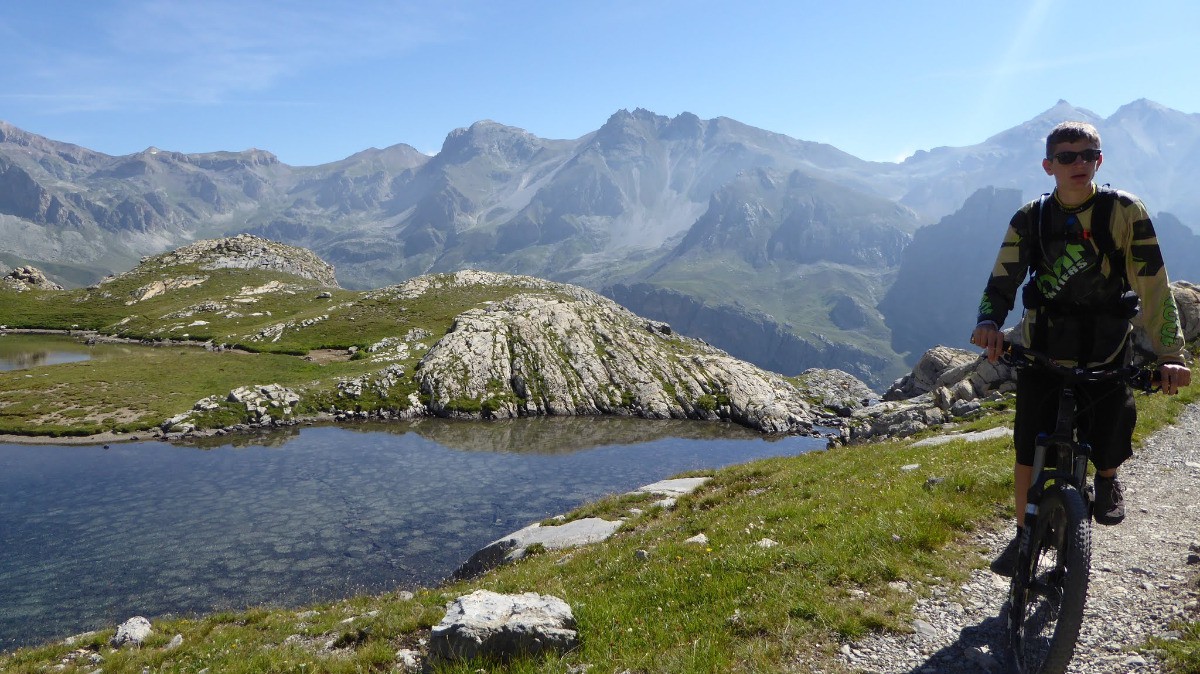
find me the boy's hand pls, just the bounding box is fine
[1158,363,1191,395]
[971,321,1004,363]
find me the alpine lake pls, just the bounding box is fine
[0,335,826,651]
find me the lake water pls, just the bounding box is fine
[0,418,824,651]
[0,333,124,371]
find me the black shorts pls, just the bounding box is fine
[1013,365,1136,472]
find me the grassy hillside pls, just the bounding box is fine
[0,266,592,437]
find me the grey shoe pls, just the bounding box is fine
[1094,475,1126,525]
[990,530,1022,577]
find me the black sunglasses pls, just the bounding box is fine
[1051,148,1102,164]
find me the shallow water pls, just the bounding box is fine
[0,417,823,650]
[0,333,100,371]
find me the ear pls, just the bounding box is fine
[1042,157,1053,175]
[1095,153,1103,170]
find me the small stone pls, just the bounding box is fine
[635,549,650,560]
[1125,654,1148,666]
[684,533,709,545]
[901,463,921,471]
[755,538,778,548]
[913,619,938,640]
[395,648,422,672]
[166,634,184,650]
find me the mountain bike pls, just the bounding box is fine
[1000,342,1158,674]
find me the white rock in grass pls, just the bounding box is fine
[430,590,577,661]
[684,533,709,545]
[109,616,152,648]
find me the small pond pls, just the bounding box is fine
[0,333,124,371]
[0,417,825,651]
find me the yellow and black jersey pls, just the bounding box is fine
[977,184,1185,367]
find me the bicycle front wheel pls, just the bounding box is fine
[1008,484,1092,674]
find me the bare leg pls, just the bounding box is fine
[1015,463,1033,527]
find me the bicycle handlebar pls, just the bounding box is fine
[999,341,1160,393]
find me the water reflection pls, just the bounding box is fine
[0,419,823,651]
[186,416,778,455]
[0,334,96,371]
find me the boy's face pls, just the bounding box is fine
[1042,139,1103,194]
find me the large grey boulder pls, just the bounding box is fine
[455,477,712,579]
[884,346,980,401]
[109,616,152,648]
[454,517,622,579]
[2,265,63,291]
[430,590,578,661]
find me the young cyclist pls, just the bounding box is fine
[971,121,1191,576]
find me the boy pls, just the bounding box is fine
[971,121,1190,576]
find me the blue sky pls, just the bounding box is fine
[3,1,1198,166]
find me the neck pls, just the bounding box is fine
[1055,183,1096,208]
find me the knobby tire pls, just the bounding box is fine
[1008,484,1091,674]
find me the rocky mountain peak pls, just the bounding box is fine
[438,121,542,164]
[184,149,281,171]
[134,233,340,287]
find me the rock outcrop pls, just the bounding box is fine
[134,234,340,287]
[410,272,819,433]
[2,265,63,291]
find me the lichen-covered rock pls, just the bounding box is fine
[2,265,63,291]
[109,616,151,648]
[412,275,816,433]
[796,368,877,415]
[884,346,979,401]
[132,234,339,287]
[430,590,577,661]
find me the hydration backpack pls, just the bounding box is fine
[1021,185,1138,362]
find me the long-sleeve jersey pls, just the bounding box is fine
[977,184,1185,367]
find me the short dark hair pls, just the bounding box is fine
[1046,121,1101,158]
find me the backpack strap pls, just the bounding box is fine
[1027,193,1051,352]
[1089,185,1126,288]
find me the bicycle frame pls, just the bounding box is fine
[1002,342,1158,673]
[1025,382,1092,528]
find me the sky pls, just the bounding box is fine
[2,1,1199,167]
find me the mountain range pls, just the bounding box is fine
[3,99,1199,387]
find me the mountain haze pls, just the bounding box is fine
[3,100,1198,386]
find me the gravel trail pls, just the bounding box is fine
[838,403,1200,673]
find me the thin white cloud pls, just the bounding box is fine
[3,0,472,112]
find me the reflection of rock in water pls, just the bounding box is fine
[4,351,50,369]
[183,426,302,450]
[345,416,768,455]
